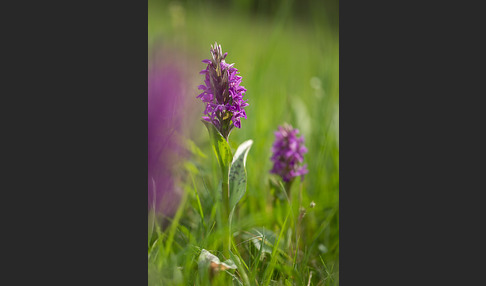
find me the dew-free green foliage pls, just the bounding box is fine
[229,139,253,213]
[202,120,233,186]
[149,0,338,285]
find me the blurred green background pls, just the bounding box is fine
[148,0,338,284]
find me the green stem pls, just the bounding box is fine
[284,180,293,201]
[222,175,230,258]
[284,179,294,258]
[202,120,232,258]
[220,135,231,258]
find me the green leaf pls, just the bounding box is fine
[263,212,290,286]
[229,250,250,286]
[148,178,156,247]
[202,120,233,180]
[241,228,275,255]
[228,139,253,212]
[185,138,207,159]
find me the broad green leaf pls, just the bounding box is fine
[240,228,285,257]
[228,139,253,212]
[202,120,232,181]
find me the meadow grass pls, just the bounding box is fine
[149,1,338,284]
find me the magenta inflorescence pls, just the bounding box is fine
[270,124,308,182]
[197,42,248,138]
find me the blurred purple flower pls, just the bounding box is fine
[270,124,308,183]
[197,42,248,138]
[148,50,189,216]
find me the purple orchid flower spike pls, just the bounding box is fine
[270,123,309,186]
[197,42,248,139]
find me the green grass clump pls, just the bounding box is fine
[149,0,338,285]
